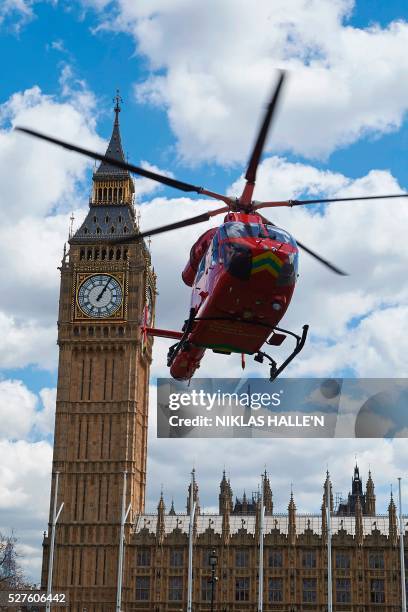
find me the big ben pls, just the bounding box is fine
[41,95,155,610]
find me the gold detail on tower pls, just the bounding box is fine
[92,177,134,205]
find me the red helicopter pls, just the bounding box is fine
[17,72,408,380]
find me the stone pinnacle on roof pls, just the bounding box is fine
[94,89,129,179]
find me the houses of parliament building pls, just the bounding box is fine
[40,98,407,611]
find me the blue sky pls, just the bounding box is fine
[2,1,408,193]
[1,0,408,582]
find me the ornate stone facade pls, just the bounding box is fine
[41,99,155,610]
[130,469,407,612]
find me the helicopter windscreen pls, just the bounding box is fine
[223,222,295,245]
[264,225,296,245]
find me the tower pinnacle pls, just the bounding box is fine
[114,89,122,119]
[94,94,128,180]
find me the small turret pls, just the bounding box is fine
[242,491,248,514]
[323,470,334,512]
[186,468,200,515]
[157,492,166,543]
[221,478,231,544]
[365,470,376,515]
[352,463,363,497]
[288,490,296,546]
[388,490,398,546]
[355,494,363,546]
[219,470,233,514]
[263,470,273,515]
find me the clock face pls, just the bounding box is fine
[77,274,123,318]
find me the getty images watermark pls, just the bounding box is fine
[157,378,408,439]
[167,389,324,428]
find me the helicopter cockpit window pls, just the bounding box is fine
[264,225,296,245]
[223,222,295,244]
[224,222,261,238]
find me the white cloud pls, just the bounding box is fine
[0,439,52,582]
[134,161,175,200]
[0,85,102,219]
[0,70,105,369]
[0,0,34,29]
[146,381,406,515]
[35,388,56,436]
[0,380,37,439]
[0,439,51,512]
[49,39,65,52]
[83,0,408,163]
[0,379,56,439]
[0,378,55,581]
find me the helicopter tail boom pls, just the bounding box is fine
[143,327,183,340]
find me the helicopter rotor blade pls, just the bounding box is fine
[109,206,230,243]
[15,127,234,205]
[257,212,347,275]
[253,192,408,210]
[291,194,408,206]
[294,239,347,276]
[244,71,286,186]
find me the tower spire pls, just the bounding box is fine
[94,93,128,179]
[73,89,138,224]
[388,487,398,545]
[187,468,200,515]
[219,470,233,514]
[323,471,334,512]
[262,470,273,515]
[288,489,296,545]
[157,492,166,543]
[366,469,376,515]
[114,88,122,122]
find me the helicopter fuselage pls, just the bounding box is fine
[170,212,299,380]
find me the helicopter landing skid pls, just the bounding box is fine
[167,308,197,367]
[256,324,309,381]
[166,312,309,381]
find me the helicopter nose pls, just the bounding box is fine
[276,259,297,286]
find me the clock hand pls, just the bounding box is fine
[96,280,110,302]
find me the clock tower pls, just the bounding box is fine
[41,96,155,610]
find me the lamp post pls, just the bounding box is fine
[209,549,218,612]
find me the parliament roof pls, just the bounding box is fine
[134,513,399,537]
